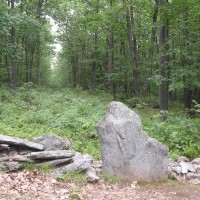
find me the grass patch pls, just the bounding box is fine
[0,85,199,160]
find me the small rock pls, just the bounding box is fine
[193,174,200,179]
[54,158,91,177]
[171,165,182,175]
[65,140,73,150]
[92,160,102,169]
[168,170,178,180]
[82,154,94,162]
[34,134,66,150]
[95,168,102,176]
[186,172,195,180]
[1,162,23,172]
[192,158,200,165]
[180,161,196,174]
[85,166,100,182]
[176,156,189,163]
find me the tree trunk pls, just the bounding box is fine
[123,0,140,96]
[91,0,100,92]
[9,0,17,90]
[145,0,159,96]
[158,0,168,121]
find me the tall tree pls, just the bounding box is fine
[158,0,168,120]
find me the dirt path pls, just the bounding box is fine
[0,171,199,200]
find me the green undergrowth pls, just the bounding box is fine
[0,85,200,159]
[0,85,111,159]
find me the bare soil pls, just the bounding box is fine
[0,171,199,200]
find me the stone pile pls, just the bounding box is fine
[0,134,100,182]
[168,156,200,184]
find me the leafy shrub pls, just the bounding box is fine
[143,112,200,159]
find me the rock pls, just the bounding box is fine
[0,144,9,152]
[30,150,75,160]
[193,164,200,174]
[180,161,196,174]
[171,165,182,175]
[186,172,195,180]
[65,140,73,150]
[193,174,200,179]
[34,134,68,150]
[85,166,100,182]
[176,156,189,163]
[192,158,200,165]
[73,152,93,162]
[0,134,44,151]
[54,158,91,177]
[96,101,169,182]
[0,155,31,163]
[19,149,34,155]
[36,158,73,168]
[92,160,102,169]
[0,162,23,172]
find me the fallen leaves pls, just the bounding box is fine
[0,170,69,200]
[0,170,200,200]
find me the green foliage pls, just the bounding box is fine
[0,86,111,158]
[0,86,199,160]
[142,111,200,159]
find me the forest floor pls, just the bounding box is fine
[0,170,200,200]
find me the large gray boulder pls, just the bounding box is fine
[96,101,169,182]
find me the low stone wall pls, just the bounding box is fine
[0,134,200,184]
[0,134,100,182]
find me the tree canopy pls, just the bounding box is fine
[0,0,200,110]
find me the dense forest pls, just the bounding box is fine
[0,0,200,159]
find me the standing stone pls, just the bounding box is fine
[96,101,169,182]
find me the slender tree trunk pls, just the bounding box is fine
[35,0,44,85]
[9,0,17,90]
[123,0,140,96]
[35,35,41,84]
[145,0,159,95]
[72,56,77,88]
[91,0,100,92]
[158,0,168,120]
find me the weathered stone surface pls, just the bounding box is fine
[0,155,31,163]
[36,158,73,168]
[0,162,23,172]
[171,165,182,175]
[192,158,200,165]
[30,150,75,160]
[96,101,169,182]
[176,156,189,163]
[34,134,70,150]
[0,134,44,151]
[54,158,91,177]
[180,161,196,174]
[85,166,100,182]
[0,144,9,151]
